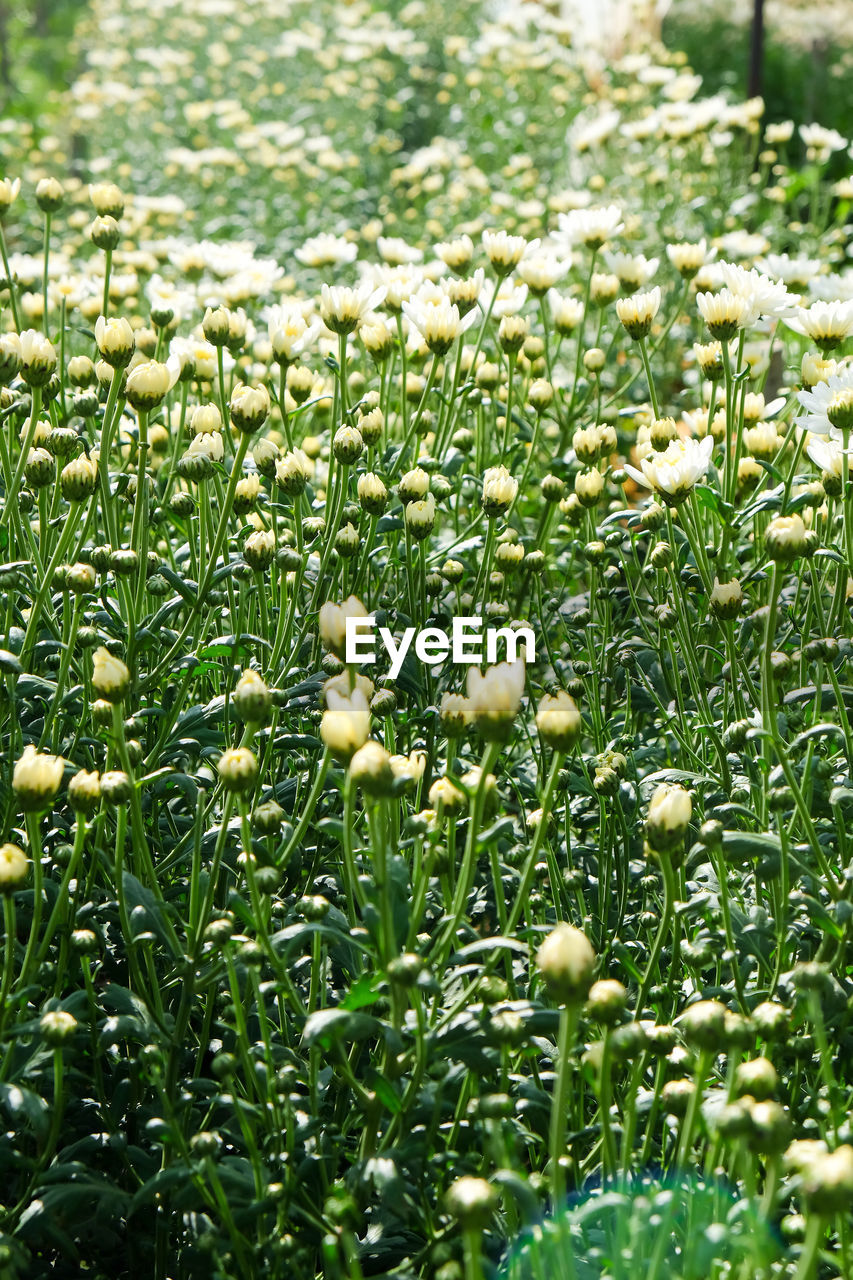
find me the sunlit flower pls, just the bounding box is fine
[623,436,714,504]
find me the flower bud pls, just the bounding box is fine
[679,998,727,1051]
[217,747,258,795]
[68,769,102,816]
[333,424,364,464]
[19,329,57,386]
[765,513,807,563]
[445,1176,497,1229]
[90,182,124,218]
[405,493,436,540]
[229,382,270,434]
[536,922,596,1004]
[92,647,130,702]
[243,529,276,571]
[481,465,518,516]
[646,783,691,853]
[13,745,64,811]
[536,690,581,751]
[575,468,604,508]
[251,437,280,479]
[0,333,22,385]
[90,215,121,251]
[710,577,743,620]
[125,358,177,411]
[40,1010,77,1046]
[95,316,135,368]
[35,177,64,213]
[203,306,231,346]
[357,472,388,515]
[586,978,628,1025]
[233,669,272,724]
[0,843,28,893]
[349,740,395,797]
[320,689,371,760]
[398,467,430,504]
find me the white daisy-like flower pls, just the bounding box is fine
[805,434,850,477]
[608,252,659,288]
[265,304,322,363]
[516,252,569,295]
[556,204,624,250]
[377,236,423,266]
[401,295,477,355]
[295,233,358,267]
[717,261,799,325]
[784,299,853,348]
[480,279,528,318]
[320,281,387,334]
[799,123,847,155]
[624,435,714,503]
[481,229,539,276]
[797,368,853,435]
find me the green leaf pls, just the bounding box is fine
[122,872,178,954]
[0,1082,50,1142]
[303,1008,383,1048]
[365,1068,402,1114]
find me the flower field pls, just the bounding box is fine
[1,0,853,1276]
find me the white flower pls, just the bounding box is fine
[696,288,748,338]
[608,252,658,288]
[401,295,477,355]
[784,300,853,346]
[624,436,714,503]
[481,465,518,514]
[805,434,849,476]
[480,279,528,318]
[319,596,369,656]
[797,368,853,435]
[616,286,662,339]
[320,688,371,759]
[467,660,526,738]
[799,123,847,156]
[666,239,715,278]
[556,204,624,249]
[481,229,537,275]
[320,281,386,334]
[295,233,358,267]
[717,261,799,325]
[265,304,322,362]
[516,252,569,295]
[377,236,423,265]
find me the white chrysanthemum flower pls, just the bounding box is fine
[616,286,662,339]
[265,304,322,362]
[480,279,528,318]
[797,368,853,435]
[556,204,624,249]
[696,288,749,339]
[549,291,585,333]
[784,300,853,348]
[377,236,423,265]
[401,295,477,355]
[467,660,526,737]
[717,261,799,325]
[805,434,849,477]
[624,436,714,503]
[320,281,387,334]
[481,229,538,276]
[799,123,847,156]
[295,233,358,267]
[516,252,569,295]
[608,252,659,288]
